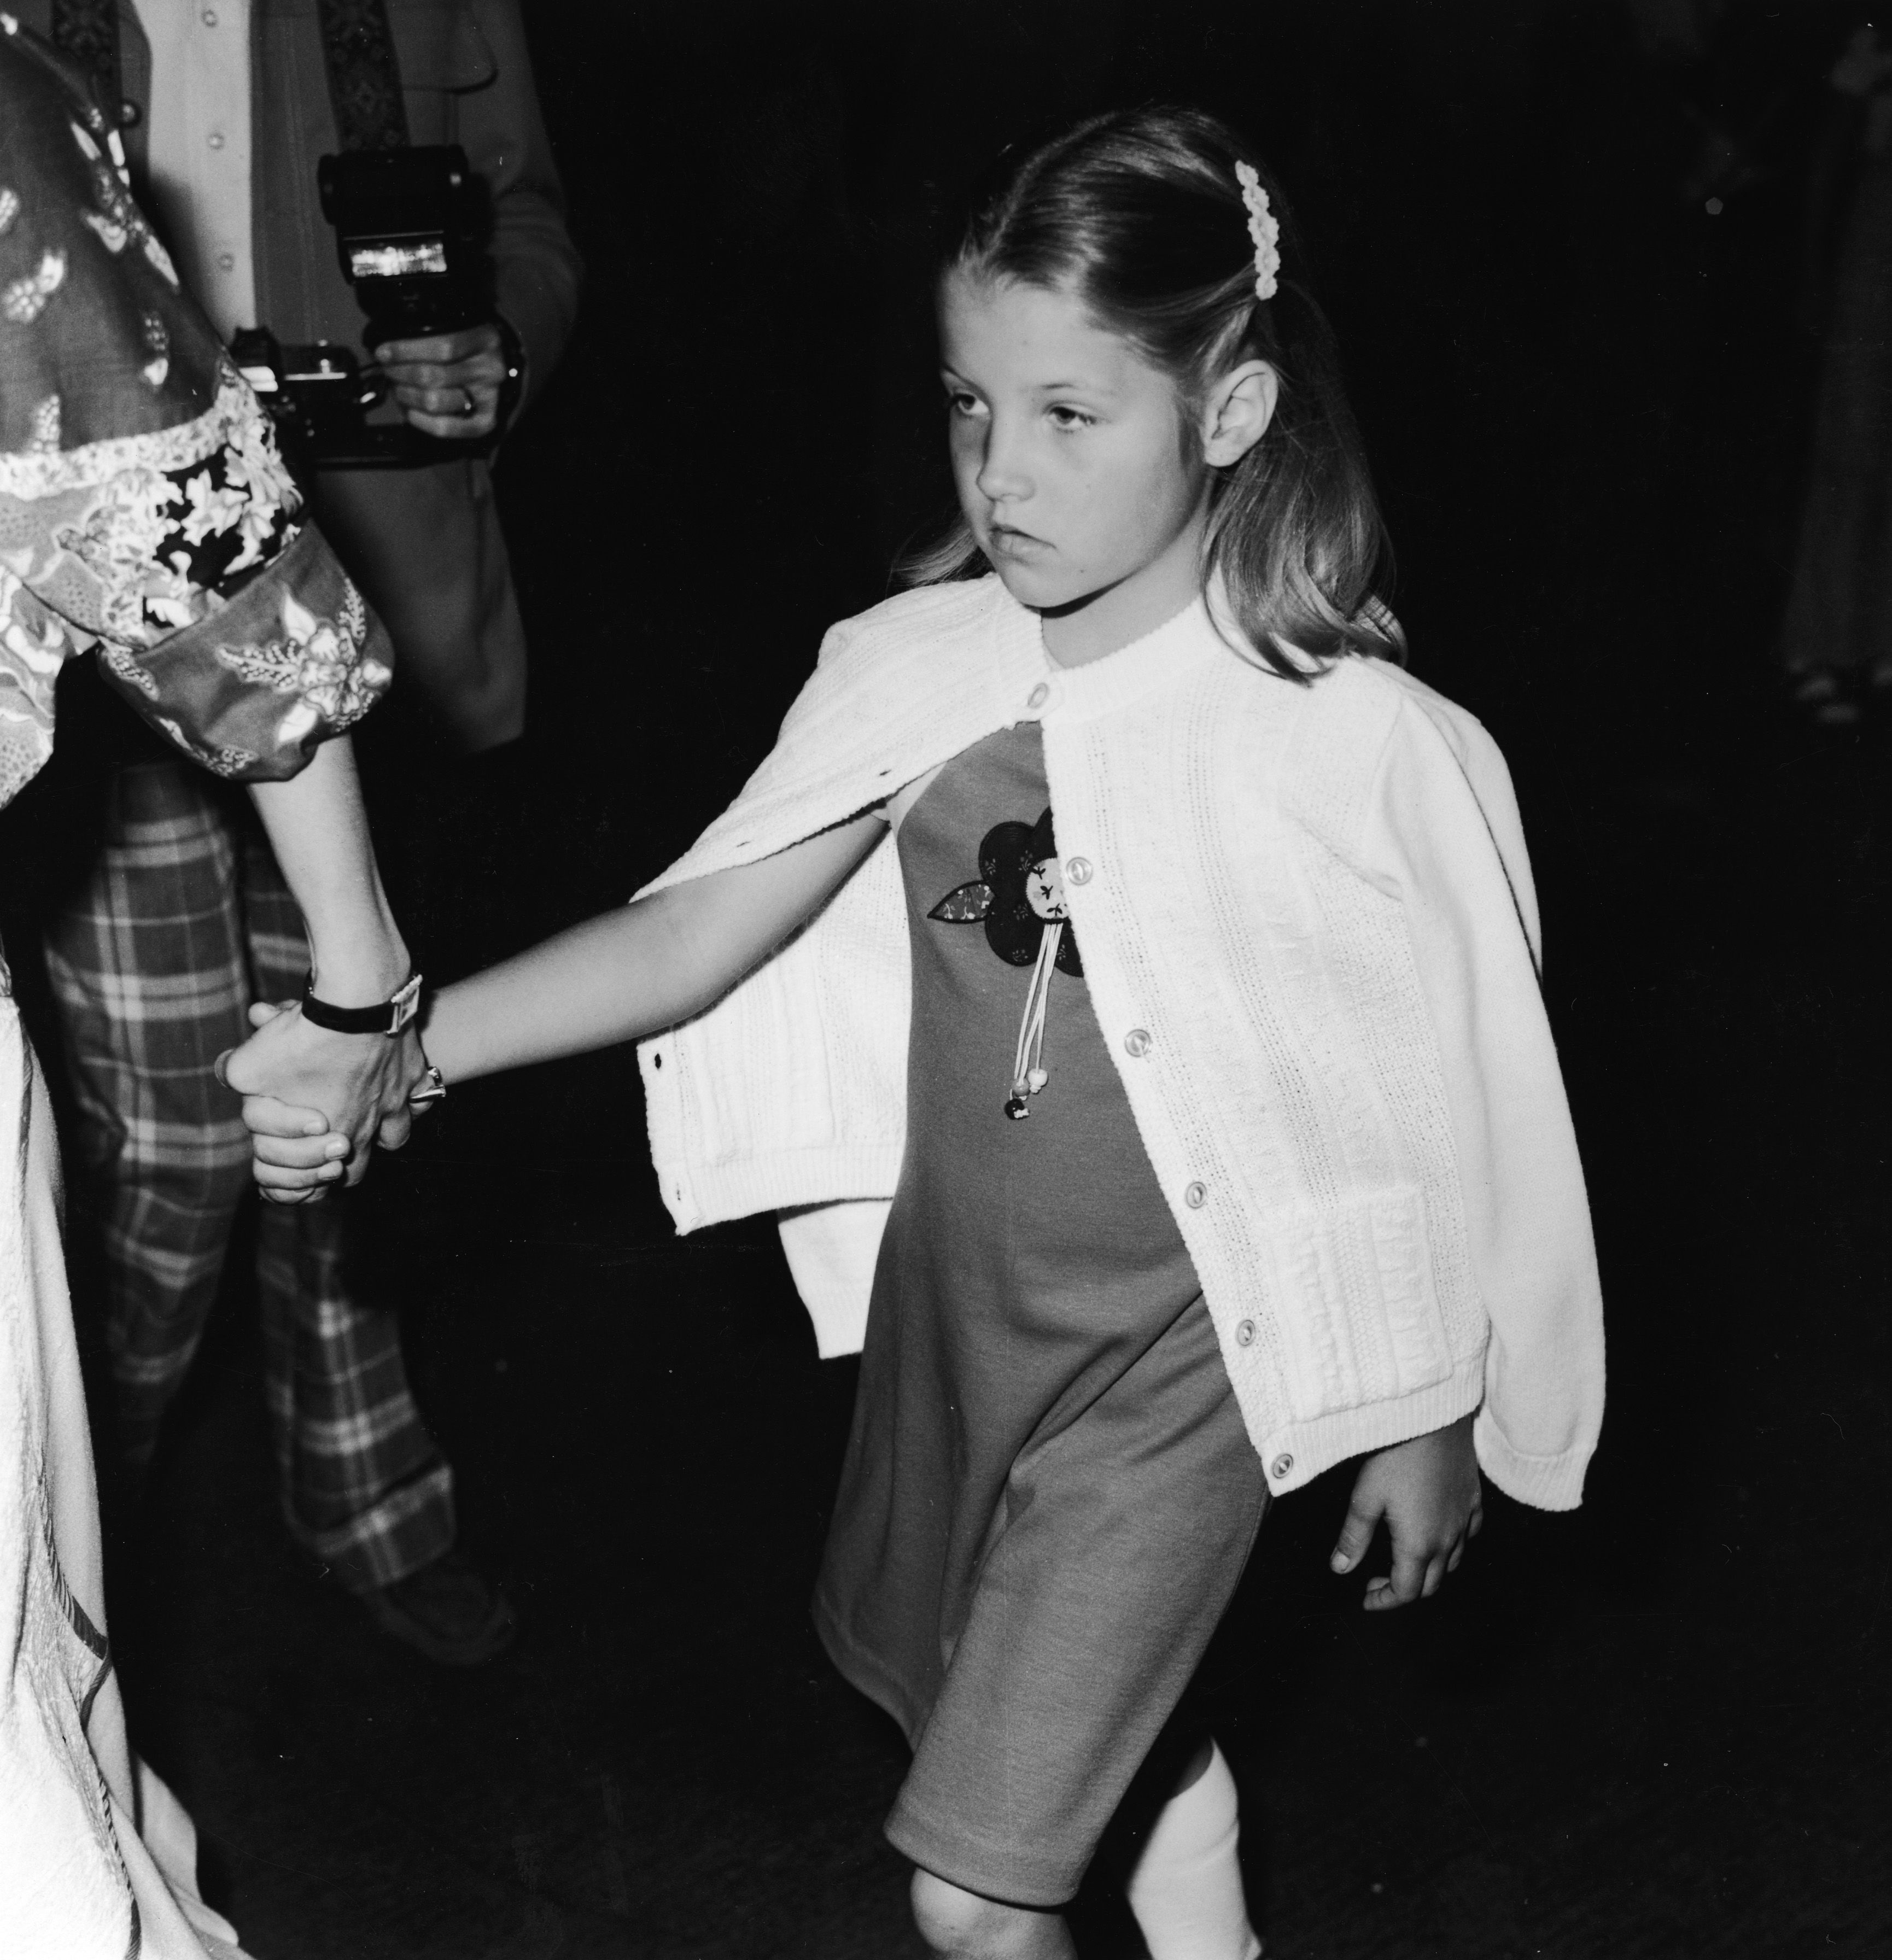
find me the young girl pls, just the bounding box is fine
[248,106,1605,1960]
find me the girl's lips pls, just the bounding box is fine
[989,526,1048,559]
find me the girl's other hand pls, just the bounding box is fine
[1329,1414,1483,1611]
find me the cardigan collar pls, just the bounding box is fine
[1006,586,1238,724]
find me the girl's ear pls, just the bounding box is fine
[1201,361,1278,467]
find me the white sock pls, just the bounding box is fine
[1126,1742,1264,1960]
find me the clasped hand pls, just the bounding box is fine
[220,999,431,1203]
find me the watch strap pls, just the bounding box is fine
[301,970,422,1036]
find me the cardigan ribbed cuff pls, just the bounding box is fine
[1471,1407,1591,1512]
[1250,1358,1592,1511]
[658,1143,901,1238]
[1251,1356,1487,1495]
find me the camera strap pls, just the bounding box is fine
[315,0,411,151]
[54,0,410,153]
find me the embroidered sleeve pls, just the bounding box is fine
[1,21,392,804]
[1,373,393,788]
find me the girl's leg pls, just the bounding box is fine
[1126,1740,1264,1959]
[910,1869,1076,1960]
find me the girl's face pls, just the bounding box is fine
[938,271,1212,665]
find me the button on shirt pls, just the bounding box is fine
[132,0,255,338]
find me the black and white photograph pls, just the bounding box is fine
[0,2,1885,1954]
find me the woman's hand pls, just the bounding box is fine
[1329,1414,1484,1611]
[375,323,509,439]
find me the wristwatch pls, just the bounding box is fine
[301,970,423,1037]
[409,1063,448,1107]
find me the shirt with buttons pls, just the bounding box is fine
[131,0,255,338]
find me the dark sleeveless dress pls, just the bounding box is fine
[813,722,1270,1909]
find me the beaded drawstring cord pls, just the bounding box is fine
[1005,919,1064,1119]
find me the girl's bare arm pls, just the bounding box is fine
[419,809,889,1086]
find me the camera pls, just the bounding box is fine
[230,331,405,469]
[317,145,490,349]
[234,145,499,471]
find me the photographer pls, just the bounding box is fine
[19,0,581,1665]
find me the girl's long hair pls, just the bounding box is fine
[902,106,1400,681]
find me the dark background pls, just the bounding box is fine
[14,2,1892,1954]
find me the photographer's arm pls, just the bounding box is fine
[462,0,583,411]
[376,0,580,438]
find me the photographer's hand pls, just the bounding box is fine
[377,323,509,440]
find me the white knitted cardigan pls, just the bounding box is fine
[636,578,1604,1512]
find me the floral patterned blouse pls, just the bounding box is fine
[0,15,392,811]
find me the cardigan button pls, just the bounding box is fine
[118,98,142,128]
[1026,682,1049,709]
[1271,1453,1294,1480]
[1234,1318,1256,1347]
[1065,857,1092,885]
[1123,1028,1151,1058]
[1184,1180,1207,1208]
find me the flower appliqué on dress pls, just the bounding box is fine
[215,582,391,748]
[930,806,1084,977]
[931,806,1083,1120]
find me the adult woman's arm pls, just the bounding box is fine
[222,735,428,1193]
[3,19,421,1191]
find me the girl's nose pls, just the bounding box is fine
[974,420,1031,505]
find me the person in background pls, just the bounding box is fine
[2,17,425,1950]
[15,0,580,1664]
[1780,21,1892,726]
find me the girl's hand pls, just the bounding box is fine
[244,1090,353,1202]
[1329,1414,1483,1611]
[223,998,433,1200]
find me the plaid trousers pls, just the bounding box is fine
[42,758,454,1593]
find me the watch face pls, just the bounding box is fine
[389,974,423,1033]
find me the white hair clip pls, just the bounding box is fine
[1234,161,1281,303]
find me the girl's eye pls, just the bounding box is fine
[946,391,986,419]
[1048,405,1096,430]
